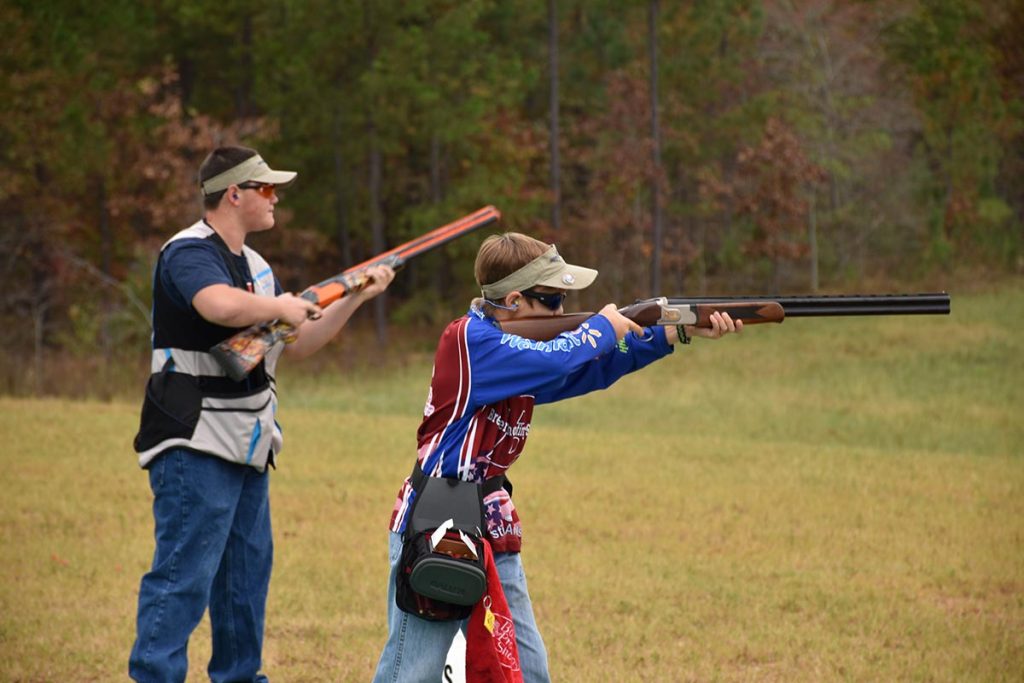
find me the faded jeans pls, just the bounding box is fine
[129,448,272,683]
[373,531,551,682]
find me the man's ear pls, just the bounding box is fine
[504,291,521,309]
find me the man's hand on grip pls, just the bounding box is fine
[358,264,396,300]
[276,293,321,328]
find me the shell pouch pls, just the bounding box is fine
[395,476,488,621]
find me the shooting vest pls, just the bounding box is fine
[134,221,284,471]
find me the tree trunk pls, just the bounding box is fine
[808,194,819,292]
[177,56,195,112]
[332,109,352,265]
[648,0,664,294]
[96,174,113,363]
[236,14,254,119]
[364,0,387,344]
[548,0,561,231]
[430,133,443,205]
[368,124,388,345]
[32,299,46,395]
[430,132,451,299]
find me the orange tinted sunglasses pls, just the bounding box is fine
[238,182,276,199]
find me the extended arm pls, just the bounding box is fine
[534,310,742,403]
[283,264,395,359]
[468,313,622,404]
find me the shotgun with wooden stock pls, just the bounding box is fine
[497,293,951,341]
[211,205,501,381]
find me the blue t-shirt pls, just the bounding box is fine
[159,238,283,313]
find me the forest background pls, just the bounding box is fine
[1,0,1021,396]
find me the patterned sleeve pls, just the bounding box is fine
[533,325,674,404]
[466,313,622,406]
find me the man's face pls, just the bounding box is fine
[236,182,279,232]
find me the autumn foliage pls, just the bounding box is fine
[0,0,1020,394]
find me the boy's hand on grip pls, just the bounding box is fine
[599,303,644,340]
[691,310,742,339]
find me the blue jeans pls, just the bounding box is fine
[129,449,273,683]
[373,531,551,682]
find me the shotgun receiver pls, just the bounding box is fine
[497,292,951,342]
[211,205,501,380]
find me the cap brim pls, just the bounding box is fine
[479,245,599,299]
[534,263,598,290]
[249,168,297,187]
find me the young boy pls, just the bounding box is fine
[373,232,739,681]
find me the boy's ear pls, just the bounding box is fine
[504,291,521,309]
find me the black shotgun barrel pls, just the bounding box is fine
[662,293,950,317]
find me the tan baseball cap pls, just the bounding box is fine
[480,245,598,299]
[200,155,297,196]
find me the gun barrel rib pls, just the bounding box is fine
[661,293,950,317]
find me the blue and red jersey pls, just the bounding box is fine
[388,305,674,553]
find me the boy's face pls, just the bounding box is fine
[512,286,567,317]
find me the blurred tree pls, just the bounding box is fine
[660,0,764,293]
[730,117,827,291]
[760,0,920,286]
[1,0,1021,393]
[987,0,1024,267]
[885,0,1020,267]
[0,0,161,387]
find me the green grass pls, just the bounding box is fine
[1,285,1022,681]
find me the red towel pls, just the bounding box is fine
[465,540,523,682]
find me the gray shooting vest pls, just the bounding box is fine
[134,222,284,471]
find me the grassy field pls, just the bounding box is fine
[1,285,1022,681]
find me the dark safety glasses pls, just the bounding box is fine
[521,288,566,311]
[238,182,276,199]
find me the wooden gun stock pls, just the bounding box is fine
[497,299,784,341]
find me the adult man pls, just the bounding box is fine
[130,146,394,682]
